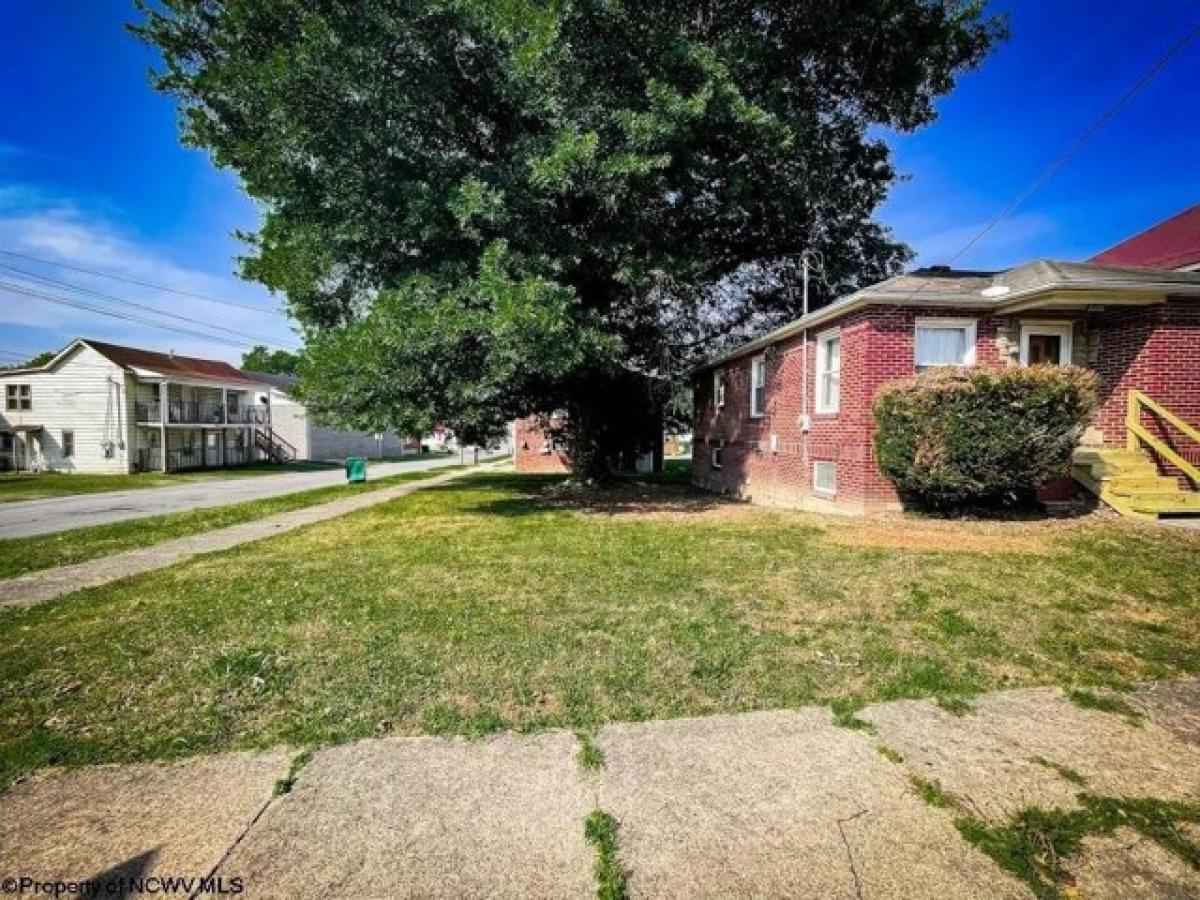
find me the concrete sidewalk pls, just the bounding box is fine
[3,681,1197,899]
[0,452,503,539]
[0,464,497,609]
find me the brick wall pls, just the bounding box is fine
[693,307,1011,511]
[1090,299,1200,473]
[513,415,570,473]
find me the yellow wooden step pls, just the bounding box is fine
[1073,448,1146,465]
[1127,492,1200,514]
[1105,475,1182,496]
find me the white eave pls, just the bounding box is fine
[694,262,1200,374]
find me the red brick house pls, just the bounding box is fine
[513,411,665,475]
[691,259,1200,517]
[513,413,571,473]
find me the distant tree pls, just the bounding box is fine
[241,345,300,375]
[137,1,1005,478]
[0,351,53,371]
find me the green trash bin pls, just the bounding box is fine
[346,456,368,483]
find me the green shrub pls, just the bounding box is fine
[873,366,1099,510]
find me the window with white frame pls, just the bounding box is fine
[813,460,837,495]
[713,369,725,408]
[62,430,74,458]
[750,356,766,417]
[711,443,723,469]
[1019,322,1073,367]
[914,318,977,371]
[815,328,841,413]
[5,384,32,411]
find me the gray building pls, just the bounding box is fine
[246,371,411,461]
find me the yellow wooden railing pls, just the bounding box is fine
[1126,389,1200,487]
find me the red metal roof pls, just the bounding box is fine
[1090,204,1200,270]
[83,339,262,385]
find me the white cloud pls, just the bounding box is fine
[0,192,300,364]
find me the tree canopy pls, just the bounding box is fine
[241,344,301,375]
[136,0,1004,472]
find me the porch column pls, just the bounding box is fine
[222,387,229,424]
[160,380,169,472]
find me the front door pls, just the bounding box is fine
[205,431,222,467]
[1020,322,1073,366]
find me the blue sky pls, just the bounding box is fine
[0,1,1197,364]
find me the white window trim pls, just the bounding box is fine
[713,369,725,408]
[1019,321,1074,366]
[914,317,978,370]
[711,443,723,469]
[749,355,766,418]
[5,383,32,412]
[813,460,837,496]
[815,327,841,414]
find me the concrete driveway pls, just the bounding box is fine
[0,452,505,539]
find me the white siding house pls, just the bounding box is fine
[246,371,411,461]
[0,339,287,474]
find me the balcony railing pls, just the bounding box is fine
[135,401,161,422]
[226,404,269,425]
[166,444,253,471]
[143,401,269,425]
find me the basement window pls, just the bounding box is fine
[813,461,837,496]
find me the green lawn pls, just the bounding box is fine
[0,467,460,580]
[1,471,1198,790]
[0,461,340,503]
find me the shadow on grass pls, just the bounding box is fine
[447,469,736,518]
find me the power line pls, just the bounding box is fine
[944,23,1198,268]
[0,247,287,317]
[0,262,302,351]
[0,280,274,352]
[895,21,1198,306]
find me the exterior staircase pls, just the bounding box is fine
[1072,390,1200,521]
[255,428,297,463]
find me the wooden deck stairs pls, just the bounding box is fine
[1072,391,1200,521]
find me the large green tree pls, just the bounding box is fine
[136,0,1004,474]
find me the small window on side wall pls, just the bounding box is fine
[813,460,837,495]
[713,370,725,408]
[711,444,723,470]
[915,319,977,371]
[62,430,74,458]
[750,356,766,417]
[815,328,840,413]
[6,384,32,411]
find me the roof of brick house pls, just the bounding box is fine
[696,259,1200,372]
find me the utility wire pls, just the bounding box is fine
[895,21,1198,305]
[0,262,301,351]
[0,247,287,316]
[0,280,274,352]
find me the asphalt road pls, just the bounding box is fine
[0,452,504,539]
